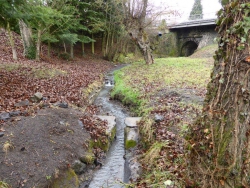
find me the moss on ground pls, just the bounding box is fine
[125,140,137,150]
[80,152,95,164]
[50,168,79,188]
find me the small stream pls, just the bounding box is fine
[86,66,130,188]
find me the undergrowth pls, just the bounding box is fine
[112,55,213,187]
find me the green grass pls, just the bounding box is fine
[0,181,10,188]
[0,63,21,71]
[111,48,215,187]
[111,57,213,115]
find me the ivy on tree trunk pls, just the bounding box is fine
[188,1,250,187]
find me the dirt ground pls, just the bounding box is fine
[0,29,114,188]
[0,106,94,187]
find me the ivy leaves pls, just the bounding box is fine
[217,2,250,51]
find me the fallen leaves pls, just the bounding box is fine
[79,115,108,145]
[0,29,113,116]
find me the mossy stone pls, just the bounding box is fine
[50,168,79,188]
[125,140,137,150]
[80,152,95,164]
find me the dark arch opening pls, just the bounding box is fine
[181,41,198,57]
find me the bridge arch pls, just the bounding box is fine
[180,40,198,57]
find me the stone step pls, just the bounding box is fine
[125,117,141,128]
[124,117,141,150]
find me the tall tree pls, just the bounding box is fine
[189,0,203,20]
[188,0,250,187]
[0,0,24,60]
[22,0,83,60]
[122,0,154,65]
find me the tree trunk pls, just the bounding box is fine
[63,42,67,53]
[19,19,33,57]
[91,33,95,54]
[188,1,250,187]
[48,41,51,57]
[82,42,85,56]
[36,29,42,61]
[6,22,17,60]
[105,32,110,56]
[70,43,73,59]
[102,32,106,57]
[134,29,154,65]
[123,0,153,64]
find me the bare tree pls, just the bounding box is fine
[122,0,154,64]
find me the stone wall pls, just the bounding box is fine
[171,25,217,56]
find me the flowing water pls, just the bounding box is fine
[87,66,130,188]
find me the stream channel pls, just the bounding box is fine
[83,65,130,188]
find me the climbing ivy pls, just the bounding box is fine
[188,1,250,187]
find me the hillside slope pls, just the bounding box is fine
[0,29,113,187]
[190,44,218,59]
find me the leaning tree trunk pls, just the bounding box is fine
[19,19,33,57]
[123,0,154,65]
[136,29,154,65]
[6,22,17,60]
[188,1,250,187]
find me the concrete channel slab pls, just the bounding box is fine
[125,117,141,128]
[95,115,116,133]
[124,117,141,150]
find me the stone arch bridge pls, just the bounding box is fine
[169,19,217,56]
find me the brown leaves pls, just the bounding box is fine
[245,56,250,63]
[0,29,113,115]
[79,115,108,147]
[0,61,111,113]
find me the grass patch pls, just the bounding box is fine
[0,63,21,71]
[112,54,213,187]
[111,57,212,115]
[31,68,67,78]
[0,181,10,188]
[111,70,146,115]
[0,63,67,78]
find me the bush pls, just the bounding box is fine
[59,52,71,60]
[26,46,36,59]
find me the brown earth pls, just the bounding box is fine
[0,29,113,187]
[1,107,90,188]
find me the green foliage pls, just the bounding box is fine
[219,0,230,5]
[0,0,24,28]
[26,45,36,59]
[189,0,203,20]
[78,35,95,43]
[59,52,71,60]
[59,33,79,45]
[153,32,178,57]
